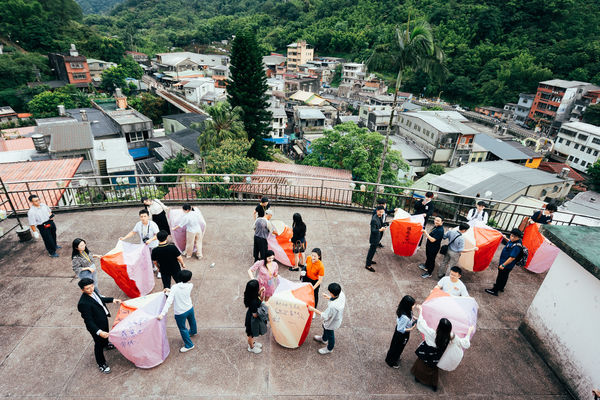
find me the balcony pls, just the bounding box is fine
[0,173,577,399]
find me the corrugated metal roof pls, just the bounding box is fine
[539,79,592,88]
[0,138,34,152]
[297,108,325,119]
[403,111,477,134]
[43,122,93,152]
[474,134,539,160]
[429,160,568,201]
[0,158,83,210]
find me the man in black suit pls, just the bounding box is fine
[77,278,121,374]
[365,206,387,272]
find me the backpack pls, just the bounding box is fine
[514,243,529,268]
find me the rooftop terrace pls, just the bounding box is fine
[0,205,571,399]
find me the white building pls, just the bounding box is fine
[268,105,287,139]
[341,63,366,84]
[154,52,229,72]
[182,78,225,105]
[286,41,313,71]
[514,93,535,124]
[553,121,600,172]
[86,58,117,80]
[397,110,481,167]
[92,138,135,177]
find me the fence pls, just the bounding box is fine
[2,173,599,232]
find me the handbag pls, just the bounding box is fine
[257,302,269,323]
[440,232,462,255]
[415,341,442,367]
[293,239,306,253]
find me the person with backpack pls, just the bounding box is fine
[466,201,489,227]
[485,228,524,296]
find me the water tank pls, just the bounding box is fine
[57,105,66,116]
[560,167,570,178]
[32,134,48,153]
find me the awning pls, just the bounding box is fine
[263,136,289,145]
[128,147,150,160]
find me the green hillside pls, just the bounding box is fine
[76,0,124,14]
[83,0,600,106]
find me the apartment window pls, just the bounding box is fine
[592,137,600,145]
[557,138,563,143]
[587,148,593,154]
[574,157,579,163]
[70,62,83,69]
[565,140,571,146]
[72,73,87,80]
[581,146,587,152]
[577,134,589,141]
[568,155,574,161]
[574,143,579,150]
[581,160,587,167]
[129,131,145,142]
[595,150,599,156]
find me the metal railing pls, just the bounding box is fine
[2,173,599,232]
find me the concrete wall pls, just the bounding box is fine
[520,250,600,400]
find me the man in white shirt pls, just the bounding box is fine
[467,201,489,227]
[157,269,196,353]
[435,266,469,297]
[172,203,204,259]
[27,194,61,257]
[119,209,160,249]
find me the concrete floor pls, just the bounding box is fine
[0,205,571,399]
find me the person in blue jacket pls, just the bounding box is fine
[485,228,523,296]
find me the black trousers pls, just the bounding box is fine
[152,211,170,234]
[366,243,378,266]
[385,330,410,367]
[92,334,108,366]
[37,221,57,254]
[302,276,320,308]
[424,244,441,274]
[253,236,268,262]
[160,267,181,289]
[493,267,512,292]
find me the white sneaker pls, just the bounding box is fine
[247,345,262,354]
[157,272,162,279]
[313,335,326,344]
[318,347,332,354]
[180,345,195,353]
[254,342,263,348]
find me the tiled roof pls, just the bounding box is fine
[0,138,35,152]
[232,161,352,204]
[538,162,585,182]
[0,158,83,210]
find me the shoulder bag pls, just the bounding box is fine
[440,232,462,255]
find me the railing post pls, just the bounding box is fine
[568,213,575,226]
[88,183,94,206]
[319,179,324,206]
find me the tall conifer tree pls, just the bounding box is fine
[227,29,272,160]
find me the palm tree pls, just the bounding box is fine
[372,19,447,191]
[194,102,247,172]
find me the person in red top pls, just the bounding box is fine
[301,248,325,308]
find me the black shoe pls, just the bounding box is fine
[98,364,111,374]
[485,288,498,296]
[377,243,384,248]
[499,288,504,292]
[55,245,62,249]
[365,265,376,272]
[371,261,377,265]
[289,266,300,271]
[105,343,115,350]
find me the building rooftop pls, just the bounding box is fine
[108,109,152,126]
[390,137,429,160]
[268,107,287,119]
[430,160,569,200]
[0,158,83,209]
[183,78,215,88]
[0,106,16,116]
[560,121,600,136]
[65,108,120,138]
[404,111,478,134]
[297,108,326,120]
[474,134,541,161]
[45,122,94,153]
[92,138,135,174]
[539,79,593,88]
[0,138,34,152]
[0,204,572,398]
[538,162,585,182]
[263,55,286,66]
[559,191,600,219]
[156,52,227,67]
[542,225,600,280]
[163,113,208,129]
[168,128,202,155]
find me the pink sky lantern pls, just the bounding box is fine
[522,224,559,274]
[268,220,295,267]
[101,241,154,298]
[109,292,170,368]
[390,209,424,257]
[267,277,315,348]
[168,207,206,253]
[421,288,478,340]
